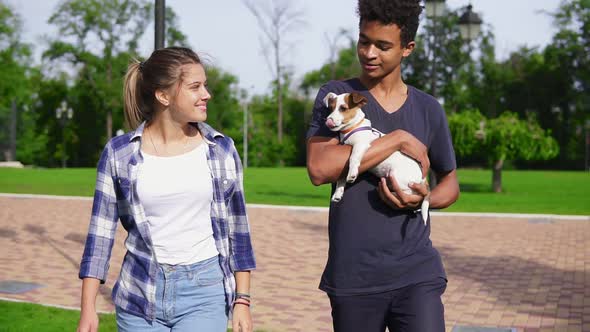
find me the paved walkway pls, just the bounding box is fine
[0,195,589,332]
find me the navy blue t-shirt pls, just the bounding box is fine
[307,78,456,296]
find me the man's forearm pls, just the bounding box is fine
[429,170,459,209]
[307,132,404,185]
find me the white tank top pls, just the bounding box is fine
[137,143,219,265]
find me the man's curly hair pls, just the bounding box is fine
[357,0,423,47]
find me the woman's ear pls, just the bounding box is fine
[155,89,170,107]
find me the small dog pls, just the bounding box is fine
[323,91,429,224]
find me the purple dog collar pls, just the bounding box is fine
[340,126,374,142]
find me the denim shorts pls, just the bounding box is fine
[116,255,228,331]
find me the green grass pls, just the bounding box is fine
[0,300,265,332]
[0,300,116,332]
[0,167,588,215]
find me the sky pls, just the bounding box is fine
[8,0,562,95]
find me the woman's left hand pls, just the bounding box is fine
[232,304,252,332]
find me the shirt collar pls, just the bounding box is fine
[128,121,224,145]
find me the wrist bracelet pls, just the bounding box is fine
[233,300,251,307]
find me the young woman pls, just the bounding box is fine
[77,47,255,332]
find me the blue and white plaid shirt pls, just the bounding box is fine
[79,122,256,321]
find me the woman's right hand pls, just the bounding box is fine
[395,130,430,178]
[77,309,99,332]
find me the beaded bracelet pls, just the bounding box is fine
[233,299,251,307]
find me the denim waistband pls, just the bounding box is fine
[158,255,220,279]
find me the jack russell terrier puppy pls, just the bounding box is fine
[324,91,429,224]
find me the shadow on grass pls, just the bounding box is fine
[256,191,327,200]
[458,182,491,193]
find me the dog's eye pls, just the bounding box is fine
[339,105,347,111]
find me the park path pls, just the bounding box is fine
[1,195,589,332]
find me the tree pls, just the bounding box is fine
[300,40,360,95]
[0,1,34,161]
[404,7,473,112]
[242,0,305,144]
[45,0,152,141]
[448,110,559,192]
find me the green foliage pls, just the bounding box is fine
[205,67,242,137]
[449,110,559,164]
[485,112,559,163]
[0,1,36,161]
[300,40,360,93]
[447,109,486,157]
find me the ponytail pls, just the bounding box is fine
[123,60,144,130]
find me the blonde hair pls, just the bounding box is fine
[123,47,202,129]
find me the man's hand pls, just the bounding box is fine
[232,304,253,332]
[395,130,430,178]
[378,174,429,210]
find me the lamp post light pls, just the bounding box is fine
[458,4,483,54]
[424,0,446,99]
[55,100,73,168]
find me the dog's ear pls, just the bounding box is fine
[323,92,338,109]
[348,92,368,108]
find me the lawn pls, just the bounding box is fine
[0,300,263,332]
[0,167,588,215]
[0,300,116,332]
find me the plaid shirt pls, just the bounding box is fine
[79,122,256,321]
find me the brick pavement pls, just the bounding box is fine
[0,195,589,332]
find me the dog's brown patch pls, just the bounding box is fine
[339,93,367,125]
[328,95,337,111]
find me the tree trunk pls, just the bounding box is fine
[276,48,283,144]
[106,62,113,140]
[8,99,17,161]
[492,159,504,193]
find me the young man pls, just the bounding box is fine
[306,1,459,331]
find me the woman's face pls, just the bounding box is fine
[169,63,211,123]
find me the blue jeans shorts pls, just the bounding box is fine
[116,255,228,331]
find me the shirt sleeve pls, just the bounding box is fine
[428,104,457,174]
[306,83,339,140]
[227,138,256,272]
[79,143,119,283]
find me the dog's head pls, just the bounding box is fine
[323,92,368,131]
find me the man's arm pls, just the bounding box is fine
[306,131,430,186]
[378,169,459,210]
[429,169,459,209]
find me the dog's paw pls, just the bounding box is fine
[331,194,342,202]
[346,169,358,183]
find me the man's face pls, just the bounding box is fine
[357,20,415,80]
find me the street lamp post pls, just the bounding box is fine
[424,0,446,99]
[424,1,482,189]
[155,0,165,50]
[424,0,446,188]
[243,98,249,169]
[458,4,483,54]
[55,100,73,168]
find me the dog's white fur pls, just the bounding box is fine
[323,91,429,224]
